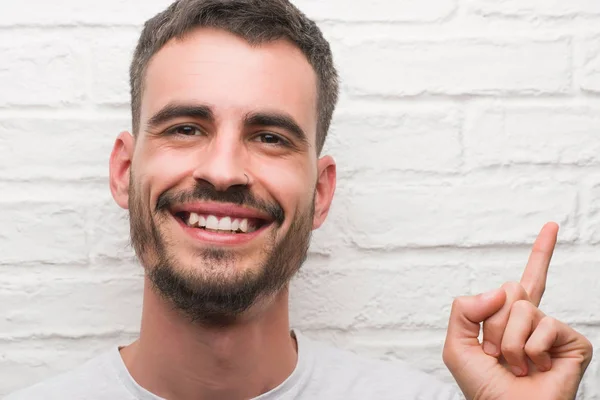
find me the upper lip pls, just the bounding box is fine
[170,202,274,222]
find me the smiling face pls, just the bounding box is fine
[110,28,336,324]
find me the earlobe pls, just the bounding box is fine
[109,131,135,210]
[312,155,336,230]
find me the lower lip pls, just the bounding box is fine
[174,215,270,246]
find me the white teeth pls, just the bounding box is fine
[239,218,249,233]
[218,217,232,231]
[206,215,219,230]
[188,213,199,227]
[183,213,259,234]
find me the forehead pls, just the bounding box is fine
[141,27,318,139]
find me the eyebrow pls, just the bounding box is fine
[146,103,215,130]
[244,112,308,145]
[146,102,309,145]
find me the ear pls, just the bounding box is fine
[109,131,135,210]
[312,155,336,230]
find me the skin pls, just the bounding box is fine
[109,28,336,400]
[444,222,594,400]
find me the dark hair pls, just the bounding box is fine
[130,0,339,153]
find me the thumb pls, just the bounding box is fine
[444,288,506,360]
[444,288,507,399]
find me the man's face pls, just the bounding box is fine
[110,28,335,324]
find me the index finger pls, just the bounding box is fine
[520,222,559,306]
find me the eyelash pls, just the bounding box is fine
[252,132,292,148]
[164,124,204,137]
[164,124,292,148]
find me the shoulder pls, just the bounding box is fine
[296,332,462,400]
[4,349,131,400]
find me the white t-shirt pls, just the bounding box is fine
[4,331,462,400]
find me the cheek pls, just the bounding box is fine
[134,142,197,206]
[251,155,315,214]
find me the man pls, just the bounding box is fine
[6,0,592,399]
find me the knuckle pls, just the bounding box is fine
[571,330,593,361]
[584,337,594,353]
[501,340,524,357]
[442,346,451,366]
[575,337,594,368]
[501,281,528,300]
[540,316,559,330]
[451,296,468,311]
[584,339,594,362]
[442,342,459,368]
[501,281,520,292]
[511,299,534,314]
[482,316,505,338]
[524,341,544,357]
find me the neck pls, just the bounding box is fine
[120,279,298,400]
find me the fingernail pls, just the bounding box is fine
[511,366,525,376]
[541,360,552,372]
[483,341,497,356]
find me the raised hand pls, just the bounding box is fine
[443,223,593,400]
[481,222,558,369]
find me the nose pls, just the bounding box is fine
[192,130,248,192]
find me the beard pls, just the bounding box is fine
[128,176,314,326]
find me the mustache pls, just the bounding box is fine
[155,182,285,226]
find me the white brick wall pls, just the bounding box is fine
[1,0,599,397]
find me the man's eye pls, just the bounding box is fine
[256,133,287,145]
[167,125,204,136]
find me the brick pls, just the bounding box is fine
[328,109,462,174]
[580,350,600,399]
[290,257,470,329]
[87,31,140,105]
[583,182,600,244]
[3,2,600,398]
[309,202,346,256]
[0,117,128,180]
[0,0,454,25]
[468,0,600,17]
[302,328,453,380]
[342,183,577,249]
[581,34,600,94]
[294,0,456,22]
[0,32,85,107]
[0,0,174,26]
[1,277,142,337]
[543,260,600,324]
[87,196,135,262]
[0,203,87,264]
[351,340,454,380]
[465,106,600,167]
[335,38,571,97]
[0,181,107,204]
